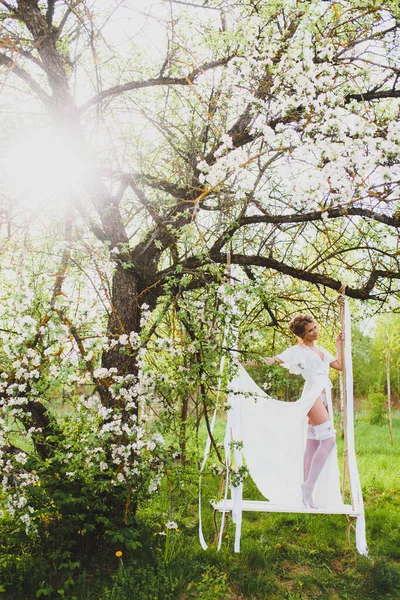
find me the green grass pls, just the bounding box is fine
[130,411,400,600]
[1,412,399,599]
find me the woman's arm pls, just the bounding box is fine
[242,356,283,367]
[264,356,284,366]
[329,332,345,371]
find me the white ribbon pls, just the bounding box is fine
[343,297,368,556]
[199,267,240,550]
[198,354,226,550]
[231,386,243,553]
[217,404,233,551]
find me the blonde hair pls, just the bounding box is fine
[289,314,316,339]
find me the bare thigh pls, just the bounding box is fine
[307,397,330,426]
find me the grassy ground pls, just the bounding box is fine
[1,412,399,599]
[125,411,400,600]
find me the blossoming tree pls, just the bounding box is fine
[0,0,399,562]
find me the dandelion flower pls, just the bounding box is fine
[276,543,281,548]
[116,551,123,557]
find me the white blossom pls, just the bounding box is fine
[119,334,128,346]
[15,452,28,465]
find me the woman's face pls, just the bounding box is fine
[303,320,319,342]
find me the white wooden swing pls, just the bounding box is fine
[199,275,368,556]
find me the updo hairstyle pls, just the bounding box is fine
[289,314,316,339]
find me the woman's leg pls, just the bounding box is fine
[307,396,330,426]
[304,425,319,481]
[302,397,336,508]
[304,396,329,480]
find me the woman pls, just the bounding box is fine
[241,314,344,509]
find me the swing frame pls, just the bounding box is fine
[211,286,356,517]
[199,261,367,555]
[211,499,360,517]
[205,280,366,553]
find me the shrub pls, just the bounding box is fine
[365,392,387,425]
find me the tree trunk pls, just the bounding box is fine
[102,265,141,373]
[14,0,154,415]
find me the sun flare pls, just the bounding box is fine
[1,127,86,213]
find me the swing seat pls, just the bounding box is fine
[211,499,360,517]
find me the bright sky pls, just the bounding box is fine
[0,1,168,214]
[0,0,220,215]
[98,0,169,57]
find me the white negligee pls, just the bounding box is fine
[233,344,344,508]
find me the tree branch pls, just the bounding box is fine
[219,254,400,301]
[153,250,400,301]
[243,265,279,327]
[78,57,232,114]
[127,178,180,265]
[345,89,400,103]
[167,0,221,9]
[0,0,14,10]
[210,206,400,255]
[46,0,55,26]
[0,53,52,107]
[54,4,75,39]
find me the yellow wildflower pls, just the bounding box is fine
[115,551,123,557]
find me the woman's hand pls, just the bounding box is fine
[336,332,345,344]
[242,360,258,367]
[263,357,277,366]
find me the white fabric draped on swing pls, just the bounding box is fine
[343,299,368,556]
[231,361,343,509]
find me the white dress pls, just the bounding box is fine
[232,344,344,508]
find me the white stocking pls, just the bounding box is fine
[303,425,319,482]
[302,421,336,508]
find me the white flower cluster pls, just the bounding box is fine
[197,145,250,189]
[140,303,151,328]
[191,3,400,215]
[1,455,39,533]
